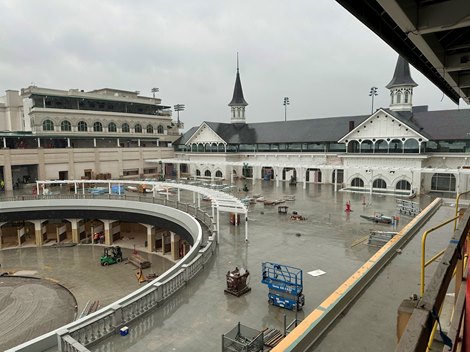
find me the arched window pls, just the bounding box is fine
[373,178,387,189]
[42,119,54,131]
[157,125,164,134]
[146,124,154,133]
[351,177,364,188]
[61,120,71,131]
[396,180,411,190]
[396,91,402,104]
[389,139,403,153]
[348,140,360,153]
[204,170,211,177]
[404,91,410,103]
[431,173,456,192]
[121,123,130,133]
[93,121,103,132]
[108,122,117,132]
[196,169,201,176]
[134,124,142,133]
[374,139,388,153]
[361,140,373,153]
[404,139,419,153]
[215,170,223,178]
[77,121,88,132]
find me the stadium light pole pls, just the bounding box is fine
[151,87,159,98]
[369,87,378,114]
[283,97,290,122]
[174,104,185,125]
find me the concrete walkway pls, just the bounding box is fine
[89,181,430,351]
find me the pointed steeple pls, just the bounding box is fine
[229,53,248,123]
[386,56,418,112]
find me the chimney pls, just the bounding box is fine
[349,121,355,132]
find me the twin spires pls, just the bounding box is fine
[229,54,248,124]
[386,56,418,112]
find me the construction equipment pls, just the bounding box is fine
[100,246,123,266]
[224,267,251,297]
[128,252,151,269]
[136,267,158,283]
[261,262,304,311]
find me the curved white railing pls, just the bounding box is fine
[3,182,222,352]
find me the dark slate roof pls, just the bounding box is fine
[228,69,248,106]
[411,109,470,140]
[201,115,368,144]
[386,56,418,89]
[176,108,470,145]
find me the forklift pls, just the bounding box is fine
[100,246,123,266]
[261,262,305,311]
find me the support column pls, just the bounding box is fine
[93,138,97,148]
[2,137,6,148]
[101,219,112,246]
[216,207,220,244]
[0,225,3,249]
[193,191,196,204]
[117,138,120,147]
[66,218,79,244]
[334,169,338,193]
[67,138,71,148]
[37,138,41,148]
[170,231,180,260]
[245,214,248,242]
[274,167,281,188]
[176,163,181,181]
[197,193,201,208]
[177,188,181,202]
[32,219,46,247]
[145,224,155,252]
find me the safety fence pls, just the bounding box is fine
[4,192,217,352]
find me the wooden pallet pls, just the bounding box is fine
[128,253,151,269]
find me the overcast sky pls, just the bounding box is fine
[0,0,463,130]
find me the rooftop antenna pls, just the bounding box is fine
[237,52,239,72]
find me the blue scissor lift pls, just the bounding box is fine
[261,262,305,311]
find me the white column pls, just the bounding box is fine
[245,214,248,242]
[117,138,120,147]
[67,138,71,148]
[177,188,181,202]
[37,138,41,148]
[138,139,141,147]
[193,191,196,204]
[334,169,338,193]
[93,138,97,147]
[3,137,6,148]
[197,193,201,208]
[216,207,220,244]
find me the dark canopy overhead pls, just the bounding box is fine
[336,0,470,105]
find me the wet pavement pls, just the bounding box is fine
[1,180,454,351]
[89,181,434,352]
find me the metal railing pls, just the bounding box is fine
[396,206,470,352]
[5,187,218,352]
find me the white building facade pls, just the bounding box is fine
[161,57,470,196]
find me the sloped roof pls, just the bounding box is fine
[178,108,470,145]
[411,109,470,140]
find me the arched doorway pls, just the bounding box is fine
[306,168,322,182]
[261,167,273,180]
[373,178,387,189]
[351,177,364,188]
[396,180,411,191]
[332,169,344,184]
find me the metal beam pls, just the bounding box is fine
[416,0,470,35]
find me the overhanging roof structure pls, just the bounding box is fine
[336,0,470,105]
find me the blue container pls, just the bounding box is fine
[119,326,129,336]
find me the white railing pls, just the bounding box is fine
[4,184,217,352]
